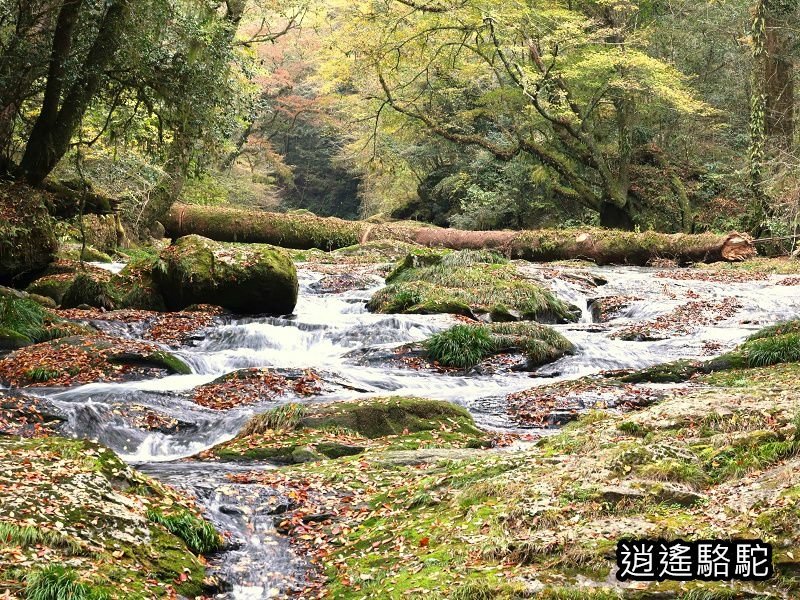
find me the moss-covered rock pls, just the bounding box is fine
[368,250,579,323]
[155,235,298,314]
[211,397,489,463]
[424,322,574,370]
[61,273,116,310]
[0,436,221,598]
[58,243,114,263]
[0,183,57,283]
[111,257,166,311]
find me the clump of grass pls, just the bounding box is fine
[25,565,108,600]
[451,582,496,600]
[0,295,47,342]
[425,325,496,369]
[706,431,799,482]
[146,509,222,555]
[747,320,800,341]
[241,402,308,435]
[0,523,82,554]
[61,273,115,310]
[743,333,800,367]
[424,322,573,369]
[25,367,62,383]
[618,421,649,437]
[639,459,707,488]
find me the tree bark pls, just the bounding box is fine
[164,203,757,266]
[20,0,129,185]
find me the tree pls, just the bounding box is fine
[20,0,131,185]
[325,0,712,229]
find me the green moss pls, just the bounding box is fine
[26,276,73,305]
[370,250,578,323]
[155,235,298,314]
[299,397,482,439]
[213,397,487,462]
[106,350,191,375]
[618,360,702,383]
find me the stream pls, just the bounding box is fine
[24,262,800,598]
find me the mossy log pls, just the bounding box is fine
[165,203,756,266]
[43,180,122,217]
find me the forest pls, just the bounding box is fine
[2,0,800,599]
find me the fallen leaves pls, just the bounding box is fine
[192,368,323,410]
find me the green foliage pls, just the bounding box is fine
[146,509,222,556]
[25,566,108,600]
[242,403,308,435]
[425,325,496,369]
[744,333,800,368]
[748,320,800,341]
[425,321,574,369]
[0,523,81,555]
[371,251,577,323]
[25,367,62,383]
[0,296,47,343]
[61,274,116,310]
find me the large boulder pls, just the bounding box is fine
[0,184,57,283]
[155,235,298,314]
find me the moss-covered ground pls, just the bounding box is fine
[208,397,492,463]
[223,365,800,599]
[0,436,222,599]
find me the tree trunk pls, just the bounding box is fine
[764,2,794,147]
[20,0,129,185]
[164,203,756,266]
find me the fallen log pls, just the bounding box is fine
[164,203,756,266]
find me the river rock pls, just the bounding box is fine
[156,235,298,315]
[0,184,57,283]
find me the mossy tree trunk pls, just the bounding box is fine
[164,203,757,266]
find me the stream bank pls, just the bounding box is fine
[3,249,800,598]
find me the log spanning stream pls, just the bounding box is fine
[24,262,800,598]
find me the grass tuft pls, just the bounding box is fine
[0,295,47,342]
[424,322,573,369]
[25,565,108,600]
[146,509,222,555]
[0,523,82,555]
[425,325,496,369]
[241,403,308,436]
[744,333,800,368]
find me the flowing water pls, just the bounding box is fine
[22,262,800,598]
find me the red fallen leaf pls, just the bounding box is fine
[419,537,430,547]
